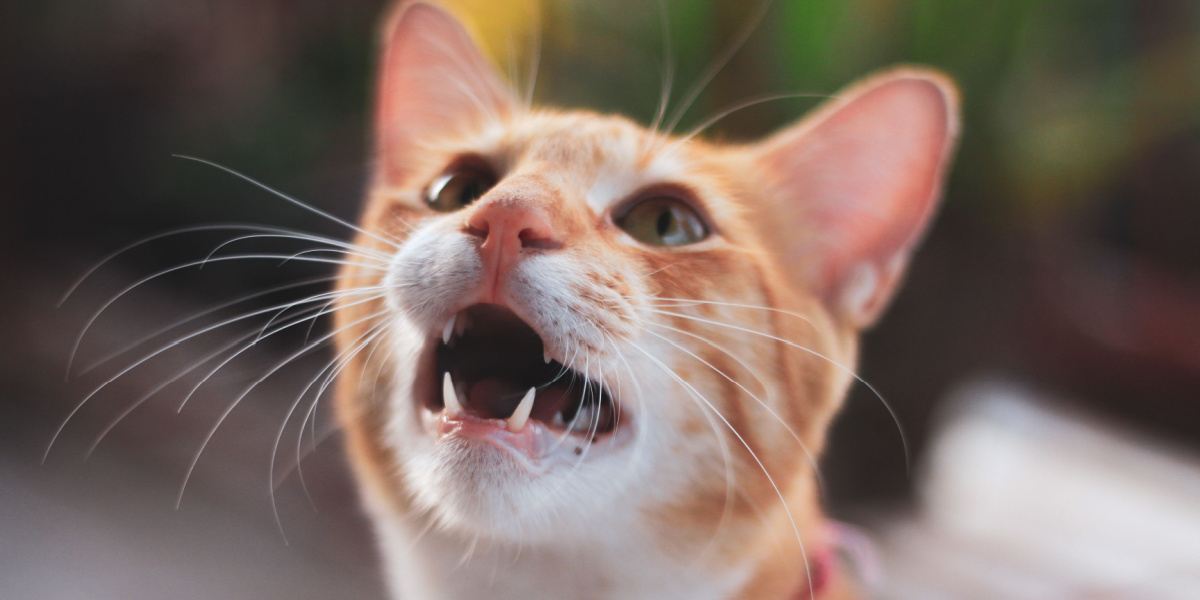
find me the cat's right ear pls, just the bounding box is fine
[374,2,516,184]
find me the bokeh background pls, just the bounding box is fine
[4,0,1199,597]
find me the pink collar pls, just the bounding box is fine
[791,521,879,599]
[791,545,834,600]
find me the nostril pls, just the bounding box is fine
[518,227,559,249]
[465,222,489,239]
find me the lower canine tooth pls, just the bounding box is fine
[442,372,463,416]
[507,387,536,432]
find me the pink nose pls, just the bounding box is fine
[466,198,560,301]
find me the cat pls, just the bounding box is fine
[333,2,959,598]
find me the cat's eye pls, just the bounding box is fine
[615,194,710,246]
[426,164,496,212]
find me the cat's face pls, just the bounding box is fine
[336,2,957,551]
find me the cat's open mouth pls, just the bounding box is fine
[416,304,624,459]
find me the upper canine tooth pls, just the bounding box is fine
[507,387,536,432]
[442,315,456,345]
[543,350,552,364]
[442,372,463,416]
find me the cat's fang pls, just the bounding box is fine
[543,350,552,364]
[507,387,536,432]
[441,315,457,345]
[442,371,463,416]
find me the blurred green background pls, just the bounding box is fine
[3,1,1199,597]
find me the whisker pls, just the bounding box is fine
[175,292,386,413]
[646,296,819,331]
[522,6,542,110]
[171,155,406,250]
[202,232,392,266]
[67,252,386,376]
[642,326,825,494]
[662,0,776,133]
[642,319,769,394]
[288,316,395,495]
[627,337,740,562]
[648,0,675,135]
[665,92,834,153]
[57,222,370,308]
[628,340,814,596]
[269,319,389,542]
[82,290,379,459]
[176,308,389,510]
[47,287,385,462]
[648,307,911,473]
[77,274,345,376]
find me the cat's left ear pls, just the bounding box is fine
[374,1,517,184]
[752,68,960,328]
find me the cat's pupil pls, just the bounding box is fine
[656,210,673,237]
[461,180,483,203]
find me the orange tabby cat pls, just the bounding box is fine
[334,3,959,598]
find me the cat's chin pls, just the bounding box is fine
[400,425,634,542]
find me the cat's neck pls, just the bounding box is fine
[372,515,755,600]
[368,506,851,600]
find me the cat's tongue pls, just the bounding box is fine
[466,378,524,419]
[465,377,573,423]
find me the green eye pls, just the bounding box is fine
[426,166,496,212]
[616,196,710,246]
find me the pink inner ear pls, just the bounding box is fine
[757,72,958,325]
[375,3,515,184]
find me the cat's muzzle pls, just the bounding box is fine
[414,304,626,461]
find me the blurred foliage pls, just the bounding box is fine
[449,0,1200,230]
[13,0,1196,245]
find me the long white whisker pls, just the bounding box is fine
[68,252,386,377]
[288,315,394,496]
[665,92,833,153]
[57,223,367,308]
[642,326,825,493]
[649,307,911,472]
[626,336,740,562]
[202,233,393,266]
[269,319,389,542]
[46,286,384,462]
[176,308,389,509]
[649,0,675,135]
[628,340,813,595]
[82,293,375,459]
[77,274,362,376]
[175,292,386,413]
[522,7,542,110]
[663,0,776,133]
[647,296,818,331]
[171,155,405,250]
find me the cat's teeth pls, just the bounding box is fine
[543,350,552,364]
[442,372,463,416]
[441,315,456,345]
[507,387,536,432]
[454,312,469,336]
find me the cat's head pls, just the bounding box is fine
[336,1,958,550]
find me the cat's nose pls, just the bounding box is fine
[466,197,560,250]
[466,198,561,299]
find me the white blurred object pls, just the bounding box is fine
[875,379,1200,599]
